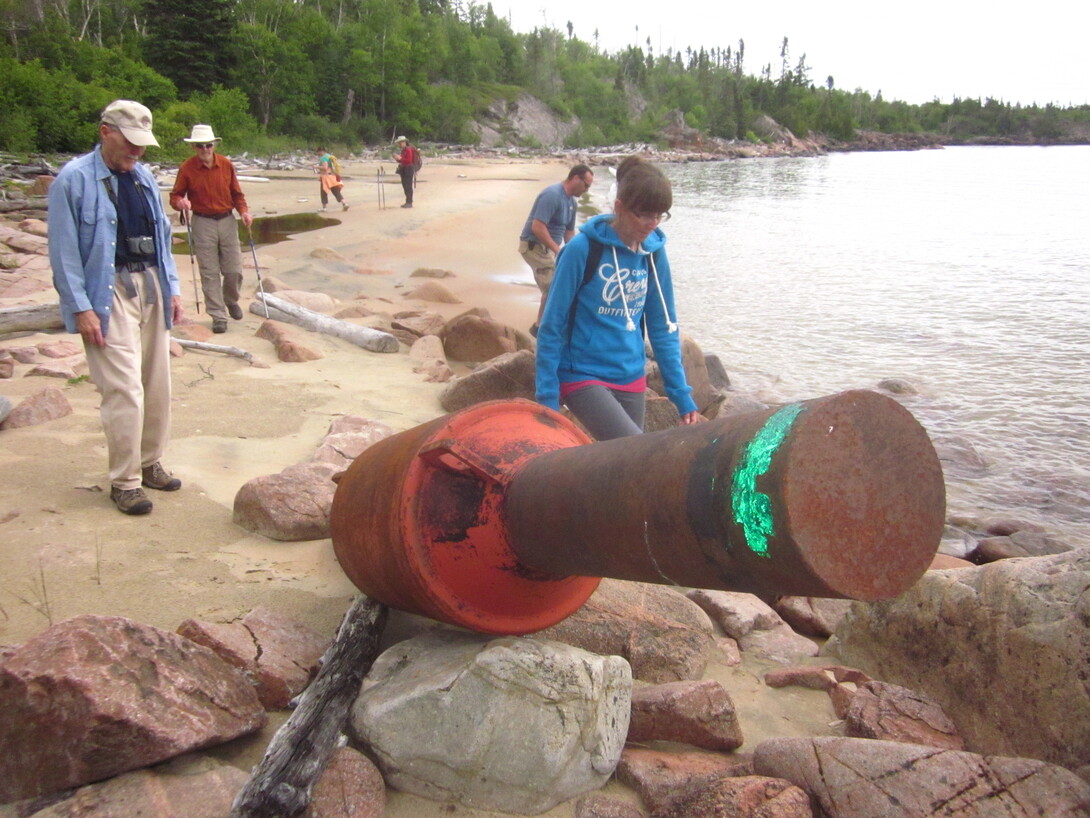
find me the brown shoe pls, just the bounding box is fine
[227,303,244,320]
[212,318,227,333]
[111,486,153,515]
[142,462,181,491]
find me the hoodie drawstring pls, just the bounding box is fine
[648,252,678,333]
[611,246,638,332]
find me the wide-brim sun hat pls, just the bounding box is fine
[183,124,222,144]
[101,100,159,147]
[395,135,407,143]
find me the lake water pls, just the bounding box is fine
[640,146,1089,550]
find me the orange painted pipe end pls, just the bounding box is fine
[331,400,599,635]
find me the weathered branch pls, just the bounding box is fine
[0,302,64,335]
[0,197,49,213]
[255,293,400,353]
[173,338,268,367]
[229,595,389,818]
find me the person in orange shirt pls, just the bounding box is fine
[169,124,253,333]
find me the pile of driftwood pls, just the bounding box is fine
[0,154,54,212]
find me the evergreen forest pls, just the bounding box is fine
[2,0,1088,159]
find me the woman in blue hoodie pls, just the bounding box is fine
[535,158,703,440]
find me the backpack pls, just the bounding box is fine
[411,147,423,172]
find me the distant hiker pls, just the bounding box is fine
[169,123,253,334]
[316,147,349,212]
[48,99,185,515]
[535,157,702,440]
[518,164,594,336]
[393,136,419,208]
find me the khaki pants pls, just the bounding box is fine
[192,214,243,320]
[83,268,172,490]
[519,240,556,296]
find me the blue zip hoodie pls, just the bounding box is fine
[535,213,698,417]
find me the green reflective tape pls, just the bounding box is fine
[730,403,804,557]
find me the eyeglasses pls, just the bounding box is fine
[633,211,669,223]
[195,143,215,149]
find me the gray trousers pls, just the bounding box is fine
[192,214,243,320]
[564,384,645,441]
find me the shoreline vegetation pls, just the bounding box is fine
[5,4,1090,161]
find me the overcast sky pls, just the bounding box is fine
[498,1,1088,107]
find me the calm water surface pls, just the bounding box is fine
[654,146,1090,548]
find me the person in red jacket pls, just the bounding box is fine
[169,123,252,333]
[393,135,418,208]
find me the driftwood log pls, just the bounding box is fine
[254,293,400,353]
[173,338,268,367]
[229,595,389,818]
[0,302,64,335]
[0,197,49,213]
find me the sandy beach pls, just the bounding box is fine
[0,155,839,816]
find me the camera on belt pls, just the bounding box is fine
[126,236,155,256]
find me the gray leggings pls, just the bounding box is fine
[564,384,645,441]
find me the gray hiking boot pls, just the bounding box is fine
[111,486,153,515]
[142,462,182,491]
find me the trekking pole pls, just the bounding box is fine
[376,167,381,209]
[246,227,271,319]
[182,210,201,314]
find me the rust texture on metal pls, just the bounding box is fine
[330,400,599,635]
[331,391,946,635]
[504,389,945,601]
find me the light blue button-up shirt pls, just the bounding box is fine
[48,144,180,335]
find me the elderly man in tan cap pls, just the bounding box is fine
[48,100,185,516]
[169,123,253,333]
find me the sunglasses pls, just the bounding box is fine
[195,143,216,149]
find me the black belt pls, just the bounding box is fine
[194,210,233,220]
[116,262,157,305]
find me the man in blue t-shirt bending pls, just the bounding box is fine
[518,164,593,336]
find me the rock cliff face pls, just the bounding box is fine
[473,93,580,148]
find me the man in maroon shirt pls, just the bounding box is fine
[170,124,253,333]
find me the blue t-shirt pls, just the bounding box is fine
[112,170,155,265]
[520,182,575,244]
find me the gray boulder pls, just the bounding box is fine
[349,630,631,815]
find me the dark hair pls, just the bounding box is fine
[614,154,645,184]
[567,164,592,181]
[617,160,672,215]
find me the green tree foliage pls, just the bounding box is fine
[142,0,238,97]
[1,0,1087,154]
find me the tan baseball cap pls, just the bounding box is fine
[101,99,159,147]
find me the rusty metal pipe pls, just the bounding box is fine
[504,389,945,601]
[331,390,945,635]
